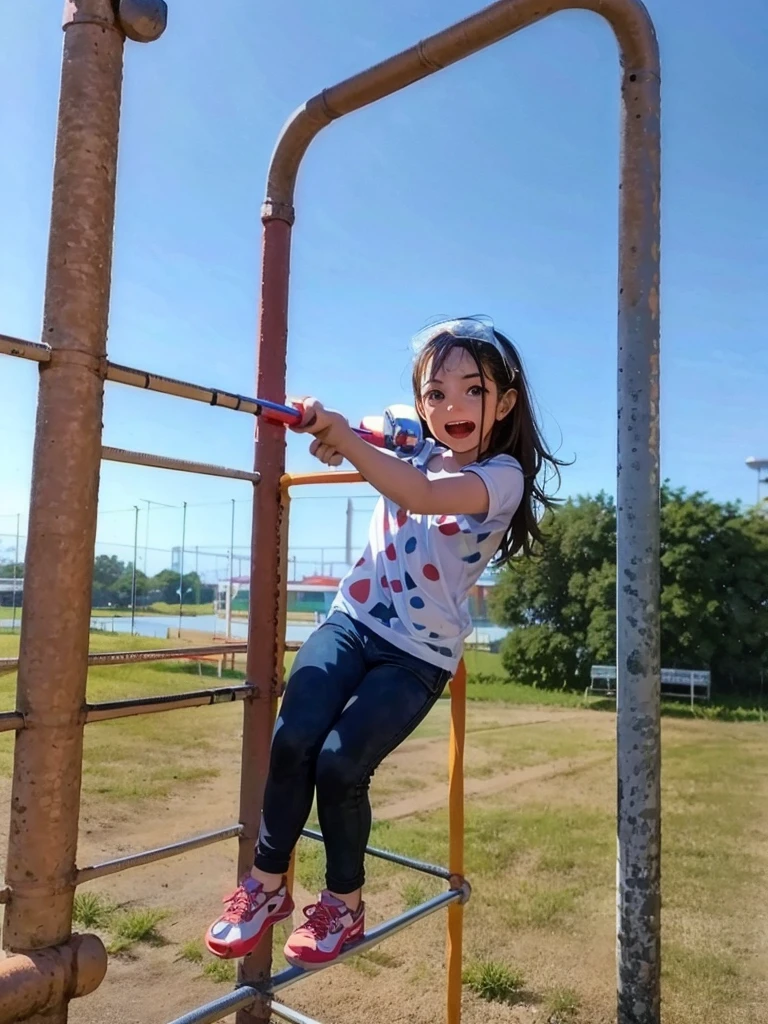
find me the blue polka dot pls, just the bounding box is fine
[427,643,439,652]
[462,551,482,564]
[429,632,440,639]
[477,532,490,543]
[413,623,426,631]
[410,596,425,609]
[369,602,398,626]
[405,537,417,554]
[438,646,453,657]
[404,572,417,590]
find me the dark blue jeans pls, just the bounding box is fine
[255,611,450,894]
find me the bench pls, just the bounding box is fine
[587,665,711,705]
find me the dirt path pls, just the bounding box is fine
[1,705,621,1024]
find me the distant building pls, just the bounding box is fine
[0,578,23,608]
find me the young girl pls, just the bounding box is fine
[205,316,561,968]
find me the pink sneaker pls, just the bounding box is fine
[284,891,365,969]
[205,876,294,960]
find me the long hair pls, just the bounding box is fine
[411,329,565,562]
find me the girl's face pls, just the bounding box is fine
[417,347,517,464]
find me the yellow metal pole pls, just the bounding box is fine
[278,480,297,903]
[446,659,466,1024]
[281,471,364,488]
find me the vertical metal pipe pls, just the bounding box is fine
[345,498,353,567]
[2,0,125,985]
[237,213,294,1023]
[227,498,235,640]
[446,660,466,1024]
[143,499,151,574]
[178,501,187,637]
[615,54,661,1024]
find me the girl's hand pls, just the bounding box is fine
[308,436,344,468]
[291,397,349,466]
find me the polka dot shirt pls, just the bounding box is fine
[331,440,524,672]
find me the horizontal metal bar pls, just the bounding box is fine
[281,471,365,489]
[0,334,51,362]
[0,643,248,677]
[271,889,462,992]
[0,711,24,733]
[85,684,255,723]
[106,361,264,415]
[300,828,452,881]
[102,446,261,482]
[166,986,260,1024]
[270,1002,324,1024]
[86,643,248,666]
[166,889,462,1024]
[76,824,243,884]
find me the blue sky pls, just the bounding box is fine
[1,0,766,579]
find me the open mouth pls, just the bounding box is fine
[444,420,476,440]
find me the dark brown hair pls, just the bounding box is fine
[411,329,565,562]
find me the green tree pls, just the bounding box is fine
[0,563,24,578]
[148,569,211,605]
[111,567,149,608]
[92,555,126,606]
[490,487,768,697]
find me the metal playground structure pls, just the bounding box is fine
[0,1,661,1023]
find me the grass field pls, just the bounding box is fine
[0,632,766,1023]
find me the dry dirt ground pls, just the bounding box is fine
[1,702,767,1024]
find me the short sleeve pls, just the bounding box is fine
[462,455,524,526]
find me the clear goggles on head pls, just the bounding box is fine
[411,315,519,382]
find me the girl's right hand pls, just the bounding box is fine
[291,397,348,467]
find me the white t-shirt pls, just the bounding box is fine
[331,440,525,672]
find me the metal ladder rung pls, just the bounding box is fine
[102,446,260,482]
[106,361,263,415]
[0,334,51,362]
[76,824,243,884]
[0,643,248,677]
[270,1002,323,1024]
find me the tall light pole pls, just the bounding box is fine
[130,505,139,634]
[177,501,187,638]
[139,498,177,576]
[746,457,768,506]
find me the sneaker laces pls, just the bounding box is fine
[221,883,257,922]
[301,901,338,939]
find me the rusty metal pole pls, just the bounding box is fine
[237,213,294,1023]
[3,0,126,970]
[3,3,166,1022]
[615,45,662,1024]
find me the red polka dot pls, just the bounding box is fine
[391,579,403,593]
[355,557,365,567]
[380,576,389,589]
[422,563,440,581]
[385,543,397,561]
[348,578,370,603]
[437,515,448,524]
[438,521,461,536]
[396,509,408,527]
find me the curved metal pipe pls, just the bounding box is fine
[263,0,658,216]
